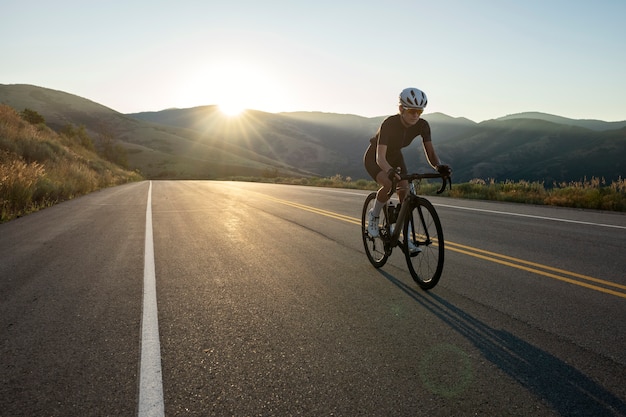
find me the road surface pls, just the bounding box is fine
[1,180,625,416]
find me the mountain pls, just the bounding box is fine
[127,106,353,177]
[437,118,626,184]
[2,84,624,183]
[0,84,311,179]
[132,106,624,183]
[129,108,478,179]
[497,112,626,132]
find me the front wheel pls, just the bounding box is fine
[403,197,444,290]
[361,192,389,268]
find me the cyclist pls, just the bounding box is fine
[363,87,451,241]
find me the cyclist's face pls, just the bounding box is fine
[400,106,422,125]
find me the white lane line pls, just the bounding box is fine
[286,186,626,230]
[435,203,626,230]
[138,181,165,417]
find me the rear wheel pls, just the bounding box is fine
[361,192,389,268]
[403,197,444,290]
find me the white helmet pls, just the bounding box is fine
[399,87,428,109]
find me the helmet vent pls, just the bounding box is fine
[399,87,428,109]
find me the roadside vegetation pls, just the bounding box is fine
[228,174,626,212]
[0,105,142,222]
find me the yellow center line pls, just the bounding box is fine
[263,194,626,300]
[445,241,626,291]
[263,195,361,225]
[444,244,626,299]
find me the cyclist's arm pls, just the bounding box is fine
[375,144,395,174]
[422,141,443,169]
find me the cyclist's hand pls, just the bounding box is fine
[436,164,452,177]
[387,168,400,181]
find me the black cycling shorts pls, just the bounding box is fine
[363,144,407,181]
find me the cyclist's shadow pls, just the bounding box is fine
[379,271,626,417]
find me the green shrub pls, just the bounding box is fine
[20,108,45,125]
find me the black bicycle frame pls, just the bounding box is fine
[387,194,417,243]
[384,172,448,246]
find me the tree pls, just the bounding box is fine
[60,123,95,151]
[20,108,45,125]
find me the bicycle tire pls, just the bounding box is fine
[403,197,444,290]
[361,192,389,268]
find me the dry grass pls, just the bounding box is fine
[0,105,142,222]
[227,174,626,212]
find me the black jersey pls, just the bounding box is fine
[369,114,431,162]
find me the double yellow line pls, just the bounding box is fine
[263,195,361,225]
[445,241,626,299]
[264,194,626,300]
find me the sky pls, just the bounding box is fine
[2,0,625,122]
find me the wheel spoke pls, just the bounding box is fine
[404,198,444,290]
[361,193,389,268]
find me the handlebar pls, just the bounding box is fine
[387,171,452,197]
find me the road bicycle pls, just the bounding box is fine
[361,172,451,290]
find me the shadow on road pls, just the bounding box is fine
[380,271,626,417]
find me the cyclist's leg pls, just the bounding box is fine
[397,179,409,202]
[374,170,392,208]
[364,172,390,237]
[395,159,409,202]
[364,148,392,215]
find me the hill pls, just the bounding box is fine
[437,118,626,184]
[2,84,625,184]
[0,104,141,221]
[130,108,625,184]
[497,112,626,131]
[127,106,351,177]
[129,108,478,179]
[0,84,311,179]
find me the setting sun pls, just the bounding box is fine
[178,60,288,115]
[218,102,245,117]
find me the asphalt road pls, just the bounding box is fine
[1,180,625,416]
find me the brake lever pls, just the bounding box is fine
[436,176,452,194]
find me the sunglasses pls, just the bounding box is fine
[403,108,424,116]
